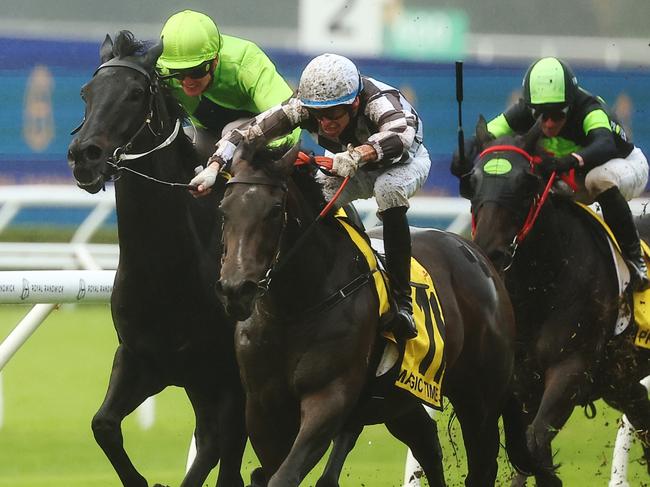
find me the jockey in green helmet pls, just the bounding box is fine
[156,10,300,173]
[452,56,649,291]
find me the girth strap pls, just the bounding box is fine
[289,270,375,321]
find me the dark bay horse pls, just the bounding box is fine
[215,140,533,487]
[66,32,246,487]
[462,116,650,486]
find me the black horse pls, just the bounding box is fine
[67,32,246,487]
[461,116,650,486]
[214,139,534,487]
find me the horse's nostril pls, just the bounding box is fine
[84,145,103,161]
[240,280,258,298]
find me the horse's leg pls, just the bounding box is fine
[183,386,246,487]
[384,405,447,487]
[245,396,298,483]
[92,345,165,487]
[526,356,589,487]
[267,381,359,487]
[505,395,538,487]
[314,423,364,487]
[450,396,500,487]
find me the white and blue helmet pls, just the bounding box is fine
[298,53,361,108]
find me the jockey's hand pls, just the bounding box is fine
[189,156,222,197]
[332,146,363,178]
[451,136,481,177]
[538,154,578,177]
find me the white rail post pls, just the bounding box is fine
[0,270,115,371]
[609,375,650,486]
[0,303,58,371]
[0,372,3,429]
[136,396,156,430]
[403,448,424,486]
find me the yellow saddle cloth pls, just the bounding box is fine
[633,241,650,348]
[573,203,650,349]
[335,211,446,409]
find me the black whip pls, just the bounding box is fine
[455,60,465,165]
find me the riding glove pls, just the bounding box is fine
[451,136,482,177]
[332,145,364,178]
[189,157,222,197]
[538,154,578,177]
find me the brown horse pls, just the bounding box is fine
[462,116,650,486]
[215,140,535,486]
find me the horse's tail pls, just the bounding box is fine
[501,393,537,476]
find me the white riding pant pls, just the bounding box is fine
[316,144,432,213]
[575,146,648,203]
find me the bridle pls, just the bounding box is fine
[224,172,289,295]
[473,144,556,270]
[224,155,349,295]
[72,58,193,190]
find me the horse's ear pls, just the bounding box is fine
[100,34,114,63]
[521,119,543,154]
[475,114,494,149]
[276,143,301,176]
[143,39,164,69]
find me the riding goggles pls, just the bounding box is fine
[531,105,569,122]
[307,105,350,121]
[168,60,213,80]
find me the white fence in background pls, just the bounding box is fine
[0,184,648,485]
[0,185,473,271]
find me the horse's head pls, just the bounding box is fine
[466,116,544,271]
[67,31,164,193]
[215,140,300,320]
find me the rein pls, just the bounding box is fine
[475,144,556,269]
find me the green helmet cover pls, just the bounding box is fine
[158,10,222,70]
[523,57,578,107]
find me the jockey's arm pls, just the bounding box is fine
[215,99,303,169]
[575,110,618,170]
[190,100,303,197]
[364,92,417,164]
[240,51,302,150]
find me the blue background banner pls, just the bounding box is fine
[3,36,650,195]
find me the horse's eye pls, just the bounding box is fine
[128,88,145,102]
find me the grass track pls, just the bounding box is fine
[0,304,647,486]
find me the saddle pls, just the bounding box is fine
[334,209,446,409]
[571,201,650,346]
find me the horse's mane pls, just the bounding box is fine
[109,30,196,164]
[112,30,148,58]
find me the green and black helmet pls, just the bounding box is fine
[522,57,578,112]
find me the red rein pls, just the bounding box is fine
[295,151,349,218]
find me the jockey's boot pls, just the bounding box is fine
[598,186,650,292]
[381,206,418,340]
